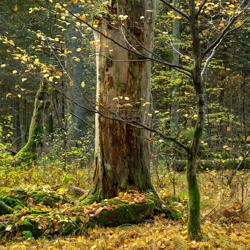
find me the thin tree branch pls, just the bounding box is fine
[196,0,208,18]
[61,4,192,77]
[203,1,250,58]
[49,81,189,152]
[201,38,222,80]
[219,203,250,224]
[132,121,188,151]
[160,0,191,21]
[68,110,94,130]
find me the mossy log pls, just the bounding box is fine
[0,201,14,215]
[0,188,182,240]
[170,157,250,172]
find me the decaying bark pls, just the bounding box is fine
[83,0,159,204]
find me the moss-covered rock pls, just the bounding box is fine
[0,187,70,213]
[0,189,181,240]
[94,201,155,227]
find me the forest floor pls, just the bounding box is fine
[1,162,250,249]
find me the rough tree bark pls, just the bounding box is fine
[82,0,159,204]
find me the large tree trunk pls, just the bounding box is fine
[84,0,159,203]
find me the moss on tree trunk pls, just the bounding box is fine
[187,156,201,239]
[13,82,49,165]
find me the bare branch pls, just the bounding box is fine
[201,37,222,80]
[196,0,208,18]
[132,121,188,151]
[203,1,250,58]
[160,0,191,21]
[61,4,192,77]
[68,110,94,130]
[48,80,189,152]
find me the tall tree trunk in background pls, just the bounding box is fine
[84,0,159,203]
[15,97,21,149]
[65,1,86,140]
[171,0,180,131]
[19,95,26,147]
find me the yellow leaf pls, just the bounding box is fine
[90,41,97,46]
[22,78,27,82]
[76,22,81,27]
[15,85,19,88]
[202,30,209,35]
[6,93,12,98]
[227,127,231,131]
[124,97,129,100]
[71,0,78,4]
[104,30,107,36]
[13,5,18,12]
[12,70,17,74]
[235,22,241,28]
[6,225,12,231]
[80,15,86,20]
[81,82,85,88]
[74,57,80,62]
[223,145,228,148]
[71,37,77,40]
[1,64,6,67]
[18,94,21,98]
[76,48,81,52]
[55,38,59,42]
[143,102,151,106]
[155,110,159,113]
[93,20,100,25]
[203,143,208,146]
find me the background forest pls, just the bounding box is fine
[0,0,250,249]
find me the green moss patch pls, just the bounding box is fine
[0,189,182,240]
